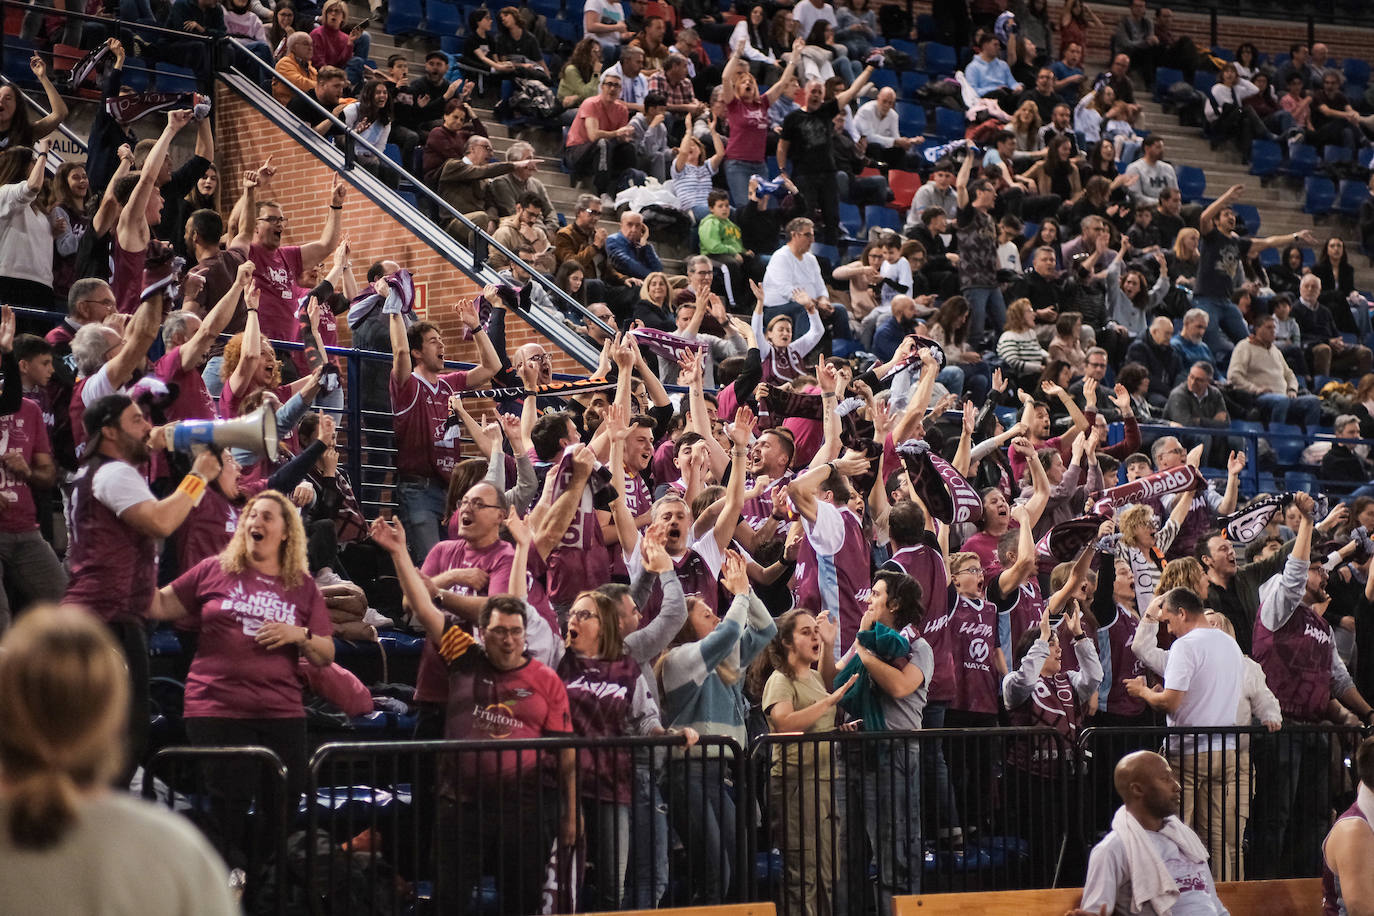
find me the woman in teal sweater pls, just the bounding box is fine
[656,550,775,905]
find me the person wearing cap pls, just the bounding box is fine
[403,50,466,133]
[63,392,223,780]
[1251,491,1374,878]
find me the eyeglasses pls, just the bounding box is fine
[459,497,502,511]
[258,215,288,225]
[583,207,603,216]
[569,609,597,622]
[1087,361,1107,369]
[485,626,524,640]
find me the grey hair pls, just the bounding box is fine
[70,324,119,378]
[1149,435,1181,465]
[685,254,712,273]
[161,311,201,349]
[1183,307,1208,325]
[67,278,110,316]
[506,140,535,161]
[1336,414,1361,432]
[577,193,600,213]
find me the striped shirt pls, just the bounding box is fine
[671,160,718,211]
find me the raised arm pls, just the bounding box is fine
[182,260,254,370]
[118,110,192,251]
[1257,491,1316,632]
[369,517,445,644]
[834,61,876,109]
[27,55,69,140]
[713,406,753,551]
[533,444,595,560]
[764,39,806,104]
[1198,183,1244,235]
[227,293,265,396]
[1016,437,1051,526]
[997,502,1039,593]
[298,174,347,266]
[955,149,974,209]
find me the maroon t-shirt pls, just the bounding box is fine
[154,345,216,422]
[725,96,770,162]
[415,536,518,705]
[0,399,49,533]
[171,557,332,719]
[176,486,240,574]
[390,370,471,483]
[241,242,306,344]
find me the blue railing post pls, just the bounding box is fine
[346,355,364,496]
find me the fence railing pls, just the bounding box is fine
[141,723,1369,912]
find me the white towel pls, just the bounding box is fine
[1110,806,1210,915]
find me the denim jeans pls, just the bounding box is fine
[624,754,670,908]
[964,285,1006,347]
[938,362,992,403]
[921,702,960,840]
[667,756,736,905]
[203,354,225,399]
[1255,391,1321,428]
[396,477,447,565]
[1195,295,1250,359]
[345,32,372,89]
[862,740,921,913]
[724,159,764,208]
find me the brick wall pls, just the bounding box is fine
[210,84,587,378]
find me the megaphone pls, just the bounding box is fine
[169,406,278,461]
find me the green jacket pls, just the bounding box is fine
[698,213,743,256]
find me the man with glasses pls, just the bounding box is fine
[1149,433,1241,560]
[564,72,636,203]
[1069,347,1117,419]
[437,135,537,243]
[229,159,346,354]
[370,516,574,916]
[555,194,640,318]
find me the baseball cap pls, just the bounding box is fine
[82,393,135,460]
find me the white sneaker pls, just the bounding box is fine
[601,193,616,209]
[315,567,344,587]
[363,607,394,628]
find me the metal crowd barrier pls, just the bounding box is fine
[132,722,1370,913]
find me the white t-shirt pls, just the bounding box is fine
[584,0,624,27]
[794,0,837,38]
[1081,824,1228,916]
[1163,626,1245,751]
[93,460,157,517]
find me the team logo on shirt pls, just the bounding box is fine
[472,701,522,738]
[968,638,990,665]
[223,581,299,637]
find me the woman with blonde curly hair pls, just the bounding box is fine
[150,490,333,870]
[0,605,237,914]
[217,297,318,419]
[1116,494,1194,614]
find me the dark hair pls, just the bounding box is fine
[568,37,600,81]
[13,334,51,365]
[405,320,439,355]
[1055,310,1081,338]
[804,19,831,45]
[933,295,970,347]
[531,411,577,461]
[185,208,224,247]
[1117,361,1149,393]
[1193,528,1227,567]
[760,427,795,465]
[643,90,668,109]
[674,430,706,458]
[874,569,924,630]
[887,500,928,548]
[386,53,407,68]
[707,188,730,207]
[1162,586,1204,618]
[357,79,394,125]
[1013,624,1046,667]
[366,260,390,282]
[480,595,528,628]
[112,175,140,207]
[820,468,854,504]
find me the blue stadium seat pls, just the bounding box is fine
[1337,179,1369,218]
[154,62,197,92]
[899,70,928,94]
[1323,145,1353,167]
[1268,423,1306,465]
[1285,470,1317,493]
[1022,219,1039,239]
[922,42,956,76]
[838,202,864,240]
[1255,472,1278,495]
[890,38,919,57]
[703,41,724,65]
[1209,45,1234,61]
[914,14,937,41]
[1258,247,1280,267]
[1345,58,1371,92]
[427,0,462,34]
[934,107,965,141]
[869,69,898,91]
[386,0,424,34]
[1282,143,1319,178]
[1248,140,1281,179]
[810,242,840,265]
[1303,176,1336,216]
[547,17,576,41]
[864,205,901,232]
[1193,72,1215,94]
[895,101,925,136]
[120,56,151,91]
[1360,147,1374,171]
[1153,67,1182,102]
[1232,203,1260,236]
[1176,165,1206,203]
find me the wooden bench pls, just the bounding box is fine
[893,878,1322,915]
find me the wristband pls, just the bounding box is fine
[330,204,343,210]
[177,473,207,505]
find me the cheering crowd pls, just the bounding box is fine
[9,0,1374,912]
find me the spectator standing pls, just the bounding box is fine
[721,38,803,206]
[310,0,371,88]
[1251,493,1374,878]
[955,153,1005,348]
[0,141,56,310]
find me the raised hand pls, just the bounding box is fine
[991,366,1007,393]
[721,549,750,595]
[817,609,839,645]
[1041,379,1065,399]
[729,406,756,448]
[641,523,672,573]
[369,516,408,554]
[330,172,347,207]
[1227,450,1246,476]
[0,306,15,354]
[833,449,871,478]
[505,506,532,547]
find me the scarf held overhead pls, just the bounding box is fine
[1091,466,1204,515]
[896,438,983,524]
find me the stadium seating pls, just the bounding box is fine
[1303,177,1337,217]
[1337,179,1368,218]
[1176,165,1206,203]
[922,42,957,77]
[1247,140,1281,180]
[1281,143,1320,178]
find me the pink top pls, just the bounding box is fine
[172,557,332,719]
[0,399,49,533]
[725,97,770,163]
[310,24,353,68]
[567,96,629,147]
[155,345,217,422]
[389,370,471,483]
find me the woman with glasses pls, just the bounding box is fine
[1116,494,1193,614]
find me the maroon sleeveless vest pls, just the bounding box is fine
[64,457,158,623]
[1253,601,1334,722]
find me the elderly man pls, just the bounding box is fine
[1113,0,1159,85]
[760,216,852,352]
[565,72,636,202]
[854,87,924,170]
[489,141,558,236]
[437,135,536,242]
[1170,308,1216,380]
[1075,751,1230,915]
[1228,312,1322,428]
[1124,317,1181,407]
[274,32,319,105]
[1100,52,1139,107]
[605,210,665,282]
[1150,432,1240,560]
[1293,273,1374,378]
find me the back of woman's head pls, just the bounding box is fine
[0,605,128,849]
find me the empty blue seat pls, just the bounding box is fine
[895,101,925,136]
[427,0,462,33]
[1176,165,1206,203]
[838,202,863,240]
[1232,203,1260,236]
[1209,45,1234,61]
[1259,247,1280,267]
[1153,67,1183,101]
[1249,139,1281,179]
[810,242,840,265]
[899,70,928,94]
[1268,423,1306,465]
[1338,179,1369,217]
[1323,145,1353,167]
[1360,147,1374,171]
[703,42,724,65]
[1193,72,1215,94]
[386,0,424,34]
[869,69,898,90]
[1285,470,1317,493]
[923,42,956,76]
[934,107,964,141]
[864,205,901,232]
[1255,472,1279,495]
[890,38,919,57]
[1282,143,1319,177]
[914,14,937,41]
[547,17,576,40]
[1022,219,1039,239]
[154,62,197,92]
[1304,176,1336,215]
[1345,58,1371,91]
